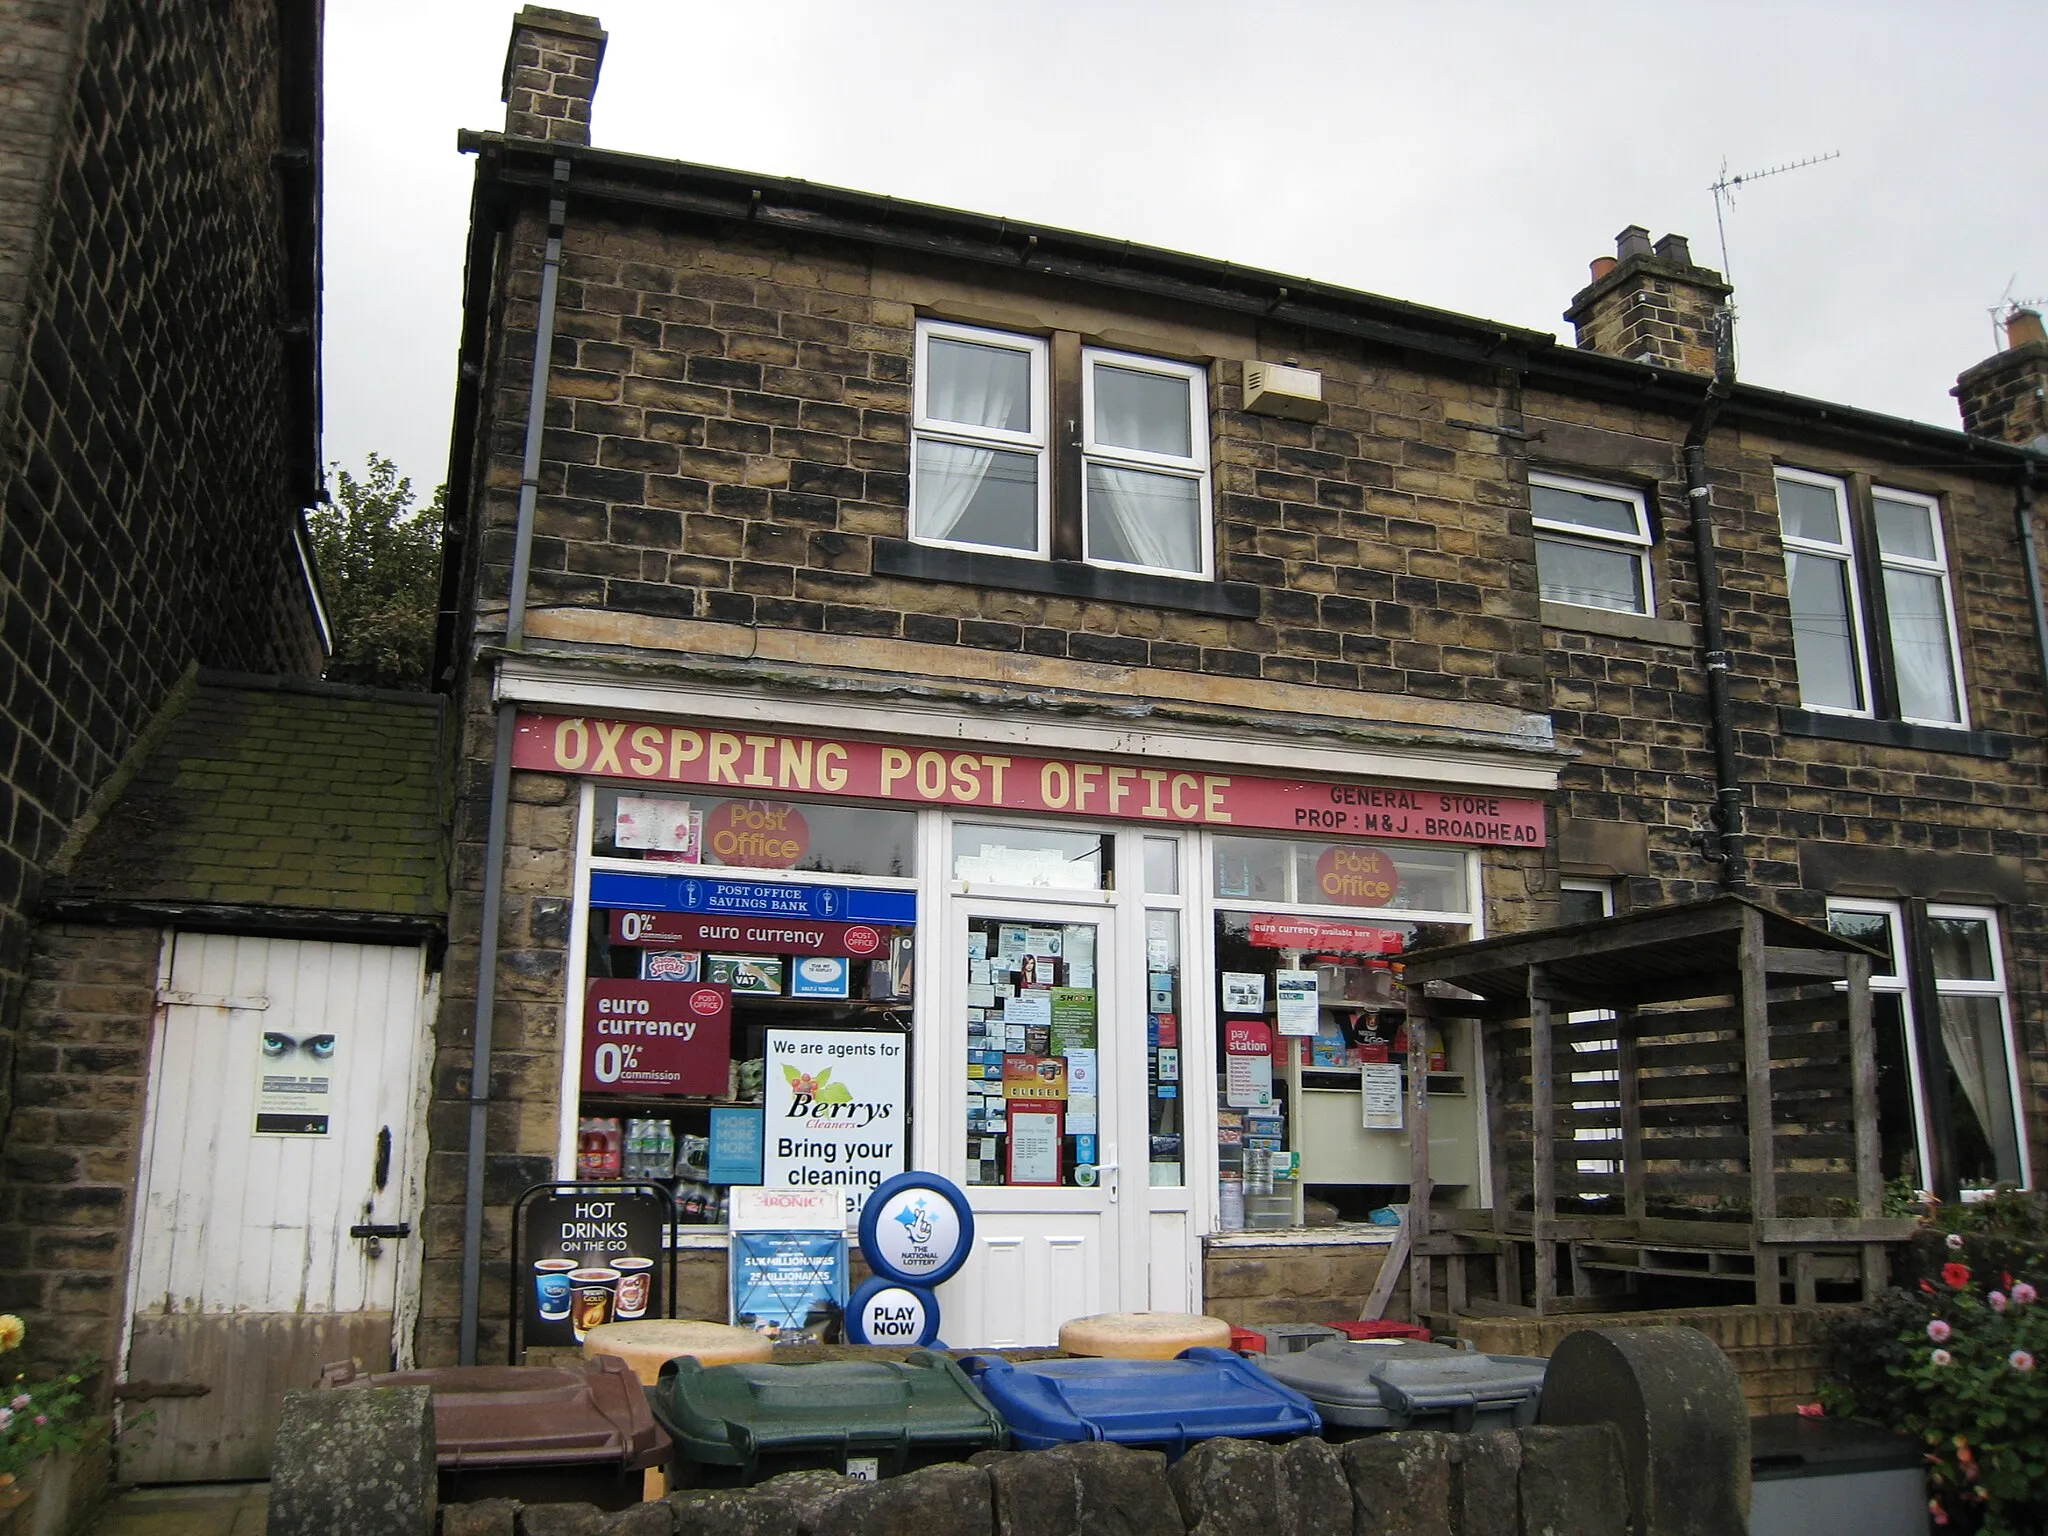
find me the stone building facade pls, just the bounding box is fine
[0,0,330,1129]
[428,8,2048,1362]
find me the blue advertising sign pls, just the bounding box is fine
[589,871,916,924]
[707,1106,764,1185]
[730,1229,846,1343]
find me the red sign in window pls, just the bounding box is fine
[581,979,732,1097]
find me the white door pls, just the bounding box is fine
[119,934,431,1482]
[935,897,1126,1346]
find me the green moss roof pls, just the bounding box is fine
[61,673,448,918]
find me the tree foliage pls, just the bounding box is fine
[308,454,444,692]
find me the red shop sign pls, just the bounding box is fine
[701,800,809,868]
[1310,846,1401,907]
[1225,1019,1273,1056]
[581,979,731,1097]
[609,909,887,958]
[515,715,1546,849]
[1248,915,1406,953]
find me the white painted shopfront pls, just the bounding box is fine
[504,670,1553,1347]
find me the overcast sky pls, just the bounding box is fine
[323,2,2047,501]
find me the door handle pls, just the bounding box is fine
[1100,1161,1119,1203]
[349,1223,411,1239]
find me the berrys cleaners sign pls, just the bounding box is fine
[515,715,1545,848]
[581,979,731,1096]
[762,1029,907,1219]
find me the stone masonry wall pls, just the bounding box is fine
[0,923,160,1386]
[0,0,84,431]
[0,0,327,1132]
[1202,1240,1395,1330]
[1524,380,2048,1187]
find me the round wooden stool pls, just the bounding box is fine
[1057,1311,1233,1361]
[581,1319,773,1384]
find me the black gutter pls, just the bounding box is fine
[455,132,2048,480]
[1684,321,1747,891]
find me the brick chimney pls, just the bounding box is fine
[1564,225,1733,377]
[1953,309,2048,451]
[502,7,607,146]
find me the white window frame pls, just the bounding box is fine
[1871,486,1969,729]
[1825,897,1934,1190]
[1777,467,1874,717]
[1530,473,1654,617]
[1080,346,1213,580]
[910,320,1051,559]
[1926,904,2031,1193]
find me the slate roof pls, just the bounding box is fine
[59,672,447,919]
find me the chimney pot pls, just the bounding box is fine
[1590,256,1618,283]
[2007,308,2047,350]
[1653,234,1694,267]
[1616,225,1654,262]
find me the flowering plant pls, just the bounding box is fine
[1824,1195,2048,1534]
[0,1317,94,1490]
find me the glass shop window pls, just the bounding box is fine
[592,788,916,878]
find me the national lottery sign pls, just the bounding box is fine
[516,715,1545,848]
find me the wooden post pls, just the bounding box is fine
[1407,986,1435,1320]
[1617,1004,1646,1223]
[1740,910,1778,1303]
[1845,952,1883,1217]
[1529,967,1556,1313]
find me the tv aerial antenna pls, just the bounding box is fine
[1709,151,1841,283]
[1987,275,2047,351]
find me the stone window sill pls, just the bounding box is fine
[873,539,1261,618]
[1540,601,1694,647]
[1777,706,2012,759]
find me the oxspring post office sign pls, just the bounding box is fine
[513,715,1546,848]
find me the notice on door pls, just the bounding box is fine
[254,1026,337,1136]
[763,1029,908,1220]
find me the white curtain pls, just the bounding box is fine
[1940,997,2021,1180]
[916,346,1025,542]
[1089,466,1197,572]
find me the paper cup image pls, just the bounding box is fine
[569,1267,620,1341]
[534,1257,577,1321]
[613,1256,654,1319]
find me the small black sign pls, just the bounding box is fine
[516,1184,669,1351]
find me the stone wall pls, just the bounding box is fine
[0,923,160,1383]
[440,1428,1632,1536]
[0,0,327,1136]
[1201,1239,1394,1330]
[1456,1304,1840,1417]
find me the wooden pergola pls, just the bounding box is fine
[1396,896,1915,1319]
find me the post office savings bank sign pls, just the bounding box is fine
[762,1028,906,1218]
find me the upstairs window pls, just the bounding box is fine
[911,320,1212,579]
[1083,350,1211,578]
[1531,474,1652,615]
[1776,468,1967,727]
[911,323,1048,556]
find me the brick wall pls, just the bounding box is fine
[0,923,159,1386]
[1202,1240,1395,1330]
[0,0,326,1128]
[0,0,83,430]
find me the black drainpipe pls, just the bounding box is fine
[1683,325,1747,890]
[458,156,571,1365]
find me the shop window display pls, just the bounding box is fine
[961,915,1103,1186]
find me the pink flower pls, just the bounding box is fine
[2014,1282,2038,1306]
[1928,1319,1952,1342]
[6,1395,23,1411]
[1990,1291,2009,1312]
[1796,1402,1825,1418]
[1932,1348,1954,1366]
[0,1409,12,1431]
[31,1415,44,1428]
[1930,1498,1950,1527]
[1946,1233,1966,1250]
[2010,1351,2035,1372]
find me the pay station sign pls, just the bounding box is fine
[581,980,731,1096]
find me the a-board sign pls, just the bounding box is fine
[518,1184,667,1349]
[728,1187,846,1344]
[857,1171,975,1288]
[844,1277,940,1347]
